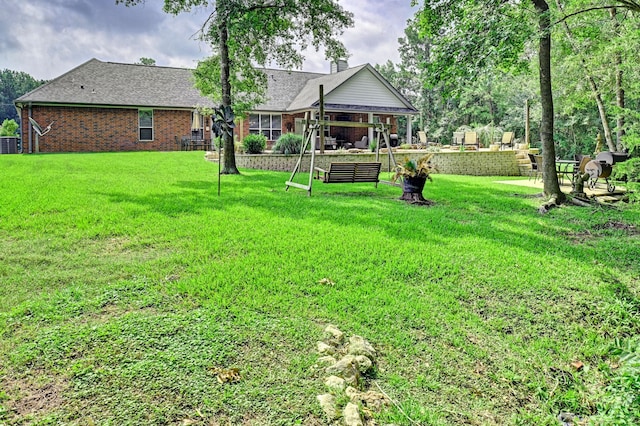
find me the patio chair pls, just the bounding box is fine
[418,131,427,147]
[354,136,368,149]
[452,131,464,146]
[500,132,514,150]
[528,153,542,182]
[463,132,480,150]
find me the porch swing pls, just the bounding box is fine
[285,87,400,196]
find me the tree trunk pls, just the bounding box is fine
[611,8,625,151]
[399,191,431,204]
[218,3,239,175]
[532,0,564,203]
[556,0,615,152]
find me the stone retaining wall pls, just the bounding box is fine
[216,149,521,176]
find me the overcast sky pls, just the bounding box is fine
[1,0,418,81]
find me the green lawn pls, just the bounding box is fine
[0,151,638,425]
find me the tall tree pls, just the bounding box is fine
[0,70,46,123]
[417,0,639,206]
[118,0,353,174]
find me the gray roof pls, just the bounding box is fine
[15,58,213,109]
[16,58,417,114]
[258,68,326,111]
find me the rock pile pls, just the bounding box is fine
[315,324,392,426]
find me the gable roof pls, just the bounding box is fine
[16,58,417,114]
[285,64,417,114]
[16,58,213,109]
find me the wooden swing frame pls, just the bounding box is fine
[285,112,399,196]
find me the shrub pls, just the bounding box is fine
[0,119,19,136]
[272,133,303,155]
[242,134,266,154]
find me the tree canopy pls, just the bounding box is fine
[414,0,640,206]
[0,69,46,124]
[118,0,354,173]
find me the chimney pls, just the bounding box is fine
[330,60,349,74]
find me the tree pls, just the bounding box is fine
[0,70,46,123]
[136,57,156,66]
[417,0,639,208]
[118,0,354,174]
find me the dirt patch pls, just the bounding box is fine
[592,220,638,233]
[2,371,67,419]
[568,220,638,243]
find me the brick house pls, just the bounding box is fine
[15,58,417,153]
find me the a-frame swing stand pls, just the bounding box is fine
[285,116,399,196]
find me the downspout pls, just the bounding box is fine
[28,103,33,154]
[15,103,24,153]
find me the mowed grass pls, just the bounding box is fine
[0,151,638,425]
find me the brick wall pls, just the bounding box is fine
[224,150,520,176]
[20,106,193,153]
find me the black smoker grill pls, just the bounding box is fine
[583,151,629,193]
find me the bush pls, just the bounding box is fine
[272,133,303,155]
[242,134,266,154]
[0,119,19,137]
[613,157,640,203]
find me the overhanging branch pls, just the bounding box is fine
[552,2,640,26]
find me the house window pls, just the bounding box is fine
[139,109,153,141]
[249,113,281,140]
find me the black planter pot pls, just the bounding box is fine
[403,176,427,193]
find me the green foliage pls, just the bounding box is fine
[242,134,266,154]
[272,133,303,155]
[135,57,156,66]
[392,154,436,182]
[187,0,353,118]
[594,338,640,425]
[0,69,46,122]
[0,119,19,136]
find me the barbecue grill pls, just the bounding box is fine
[583,151,628,193]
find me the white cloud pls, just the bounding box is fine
[0,0,417,80]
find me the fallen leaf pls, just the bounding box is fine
[209,366,241,384]
[570,361,584,371]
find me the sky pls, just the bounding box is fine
[1,0,419,81]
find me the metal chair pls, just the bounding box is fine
[528,153,542,182]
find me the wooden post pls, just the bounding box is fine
[319,85,324,154]
[525,99,530,147]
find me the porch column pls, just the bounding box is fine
[368,112,374,143]
[406,115,412,144]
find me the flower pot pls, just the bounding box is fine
[403,176,427,194]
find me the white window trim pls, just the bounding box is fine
[139,109,154,141]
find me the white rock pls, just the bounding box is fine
[317,393,338,420]
[347,335,376,360]
[324,375,346,392]
[324,324,345,344]
[317,341,336,355]
[326,357,358,378]
[317,355,337,367]
[343,402,363,426]
[354,355,373,373]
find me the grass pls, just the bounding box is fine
[0,151,638,425]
